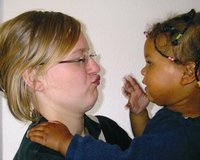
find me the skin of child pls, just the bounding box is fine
[143,36,200,118]
[123,76,150,136]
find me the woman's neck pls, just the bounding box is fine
[39,106,85,135]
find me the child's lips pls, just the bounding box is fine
[142,80,147,91]
[142,79,146,85]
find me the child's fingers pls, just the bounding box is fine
[27,127,53,145]
[126,76,142,91]
[26,128,46,138]
[28,134,44,142]
[122,78,130,96]
[26,122,55,138]
[125,101,131,108]
[123,77,135,94]
[29,125,47,133]
[122,87,130,97]
[29,134,48,146]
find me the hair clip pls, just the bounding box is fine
[167,56,175,62]
[144,31,148,38]
[171,33,183,46]
[175,33,183,40]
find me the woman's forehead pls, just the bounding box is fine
[72,33,88,49]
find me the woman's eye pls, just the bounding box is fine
[77,55,87,63]
[78,58,86,62]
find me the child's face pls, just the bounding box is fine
[141,37,184,106]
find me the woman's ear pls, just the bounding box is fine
[181,62,196,85]
[22,69,44,91]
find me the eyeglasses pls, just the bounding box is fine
[58,51,97,64]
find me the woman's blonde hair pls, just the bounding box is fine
[0,10,81,122]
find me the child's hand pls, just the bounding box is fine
[123,75,150,114]
[27,121,72,156]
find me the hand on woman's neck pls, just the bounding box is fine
[39,106,85,135]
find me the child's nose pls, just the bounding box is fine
[141,66,146,76]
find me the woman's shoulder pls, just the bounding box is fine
[85,114,119,127]
[14,121,64,160]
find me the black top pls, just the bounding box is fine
[14,115,131,160]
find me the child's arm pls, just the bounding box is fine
[129,109,149,137]
[123,75,150,137]
[27,121,72,156]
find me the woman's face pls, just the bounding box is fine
[39,33,100,114]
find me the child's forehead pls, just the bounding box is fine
[144,38,154,57]
[144,38,155,52]
[144,37,167,59]
[145,34,170,51]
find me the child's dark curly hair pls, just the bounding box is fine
[146,9,200,82]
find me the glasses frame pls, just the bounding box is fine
[58,51,97,64]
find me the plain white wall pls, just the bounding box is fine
[1,0,200,159]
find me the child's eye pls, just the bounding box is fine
[146,60,152,65]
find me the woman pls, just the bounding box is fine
[0,10,131,159]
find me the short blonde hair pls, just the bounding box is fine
[0,10,81,121]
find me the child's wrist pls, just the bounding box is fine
[59,134,73,156]
[130,109,148,116]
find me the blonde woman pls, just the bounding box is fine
[0,10,131,160]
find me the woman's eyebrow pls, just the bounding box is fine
[72,48,88,54]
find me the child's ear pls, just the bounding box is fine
[181,62,196,85]
[22,69,44,91]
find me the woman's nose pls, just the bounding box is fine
[86,59,100,73]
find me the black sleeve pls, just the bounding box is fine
[96,115,132,150]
